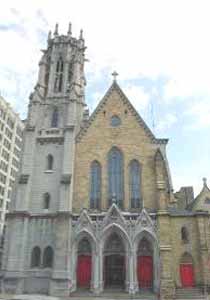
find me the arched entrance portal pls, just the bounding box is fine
[77,238,92,288]
[180,253,195,288]
[137,237,153,289]
[104,233,125,288]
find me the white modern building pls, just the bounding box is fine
[0,95,24,236]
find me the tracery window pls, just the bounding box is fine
[31,246,41,268]
[108,147,124,208]
[54,57,64,93]
[130,159,141,208]
[43,246,54,268]
[90,161,101,209]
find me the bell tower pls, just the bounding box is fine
[11,23,87,214]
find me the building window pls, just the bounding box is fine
[47,154,53,170]
[181,227,189,243]
[108,147,124,208]
[43,246,54,268]
[51,108,59,128]
[90,161,101,209]
[43,193,50,209]
[31,246,41,268]
[111,115,121,127]
[54,57,64,93]
[130,160,141,208]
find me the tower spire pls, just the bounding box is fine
[54,23,59,36]
[79,29,83,40]
[68,23,72,36]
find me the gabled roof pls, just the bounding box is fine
[76,80,168,144]
[187,178,210,210]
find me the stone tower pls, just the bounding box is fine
[2,24,87,295]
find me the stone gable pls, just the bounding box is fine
[73,82,164,212]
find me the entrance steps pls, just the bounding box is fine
[175,288,205,299]
[70,290,157,299]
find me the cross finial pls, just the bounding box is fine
[203,177,207,187]
[112,71,119,82]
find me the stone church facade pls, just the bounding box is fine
[1,25,210,299]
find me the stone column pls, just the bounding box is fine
[128,249,136,294]
[92,252,100,294]
[98,245,104,293]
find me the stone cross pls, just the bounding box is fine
[112,71,119,81]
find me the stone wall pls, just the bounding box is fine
[73,89,161,212]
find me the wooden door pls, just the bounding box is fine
[137,256,153,288]
[77,255,92,287]
[180,264,195,288]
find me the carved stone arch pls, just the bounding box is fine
[73,229,97,255]
[102,203,127,229]
[71,229,97,292]
[101,223,131,290]
[133,229,160,293]
[102,223,132,252]
[133,229,158,248]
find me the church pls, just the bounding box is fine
[1,24,210,300]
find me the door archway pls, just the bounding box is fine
[137,237,153,289]
[180,253,195,288]
[103,232,125,288]
[76,238,92,288]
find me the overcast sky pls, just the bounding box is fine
[0,0,210,196]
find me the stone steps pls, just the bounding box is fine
[175,288,205,299]
[70,291,157,299]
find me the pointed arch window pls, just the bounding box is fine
[181,227,189,243]
[130,159,141,208]
[31,246,41,268]
[51,108,59,127]
[108,147,124,208]
[47,154,53,170]
[90,161,101,209]
[43,246,54,268]
[54,57,64,93]
[43,193,50,209]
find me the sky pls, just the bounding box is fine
[0,0,210,196]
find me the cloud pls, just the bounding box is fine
[124,84,150,112]
[185,99,210,130]
[156,113,178,132]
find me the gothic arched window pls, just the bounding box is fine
[130,159,141,208]
[47,154,53,170]
[43,193,50,209]
[51,108,59,127]
[31,246,41,268]
[90,161,101,209]
[108,147,124,208]
[43,246,54,268]
[54,57,64,93]
[181,227,189,243]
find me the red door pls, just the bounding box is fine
[77,255,92,287]
[180,264,195,288]
[137,256,153,288]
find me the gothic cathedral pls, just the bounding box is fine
[2,25,210,300]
